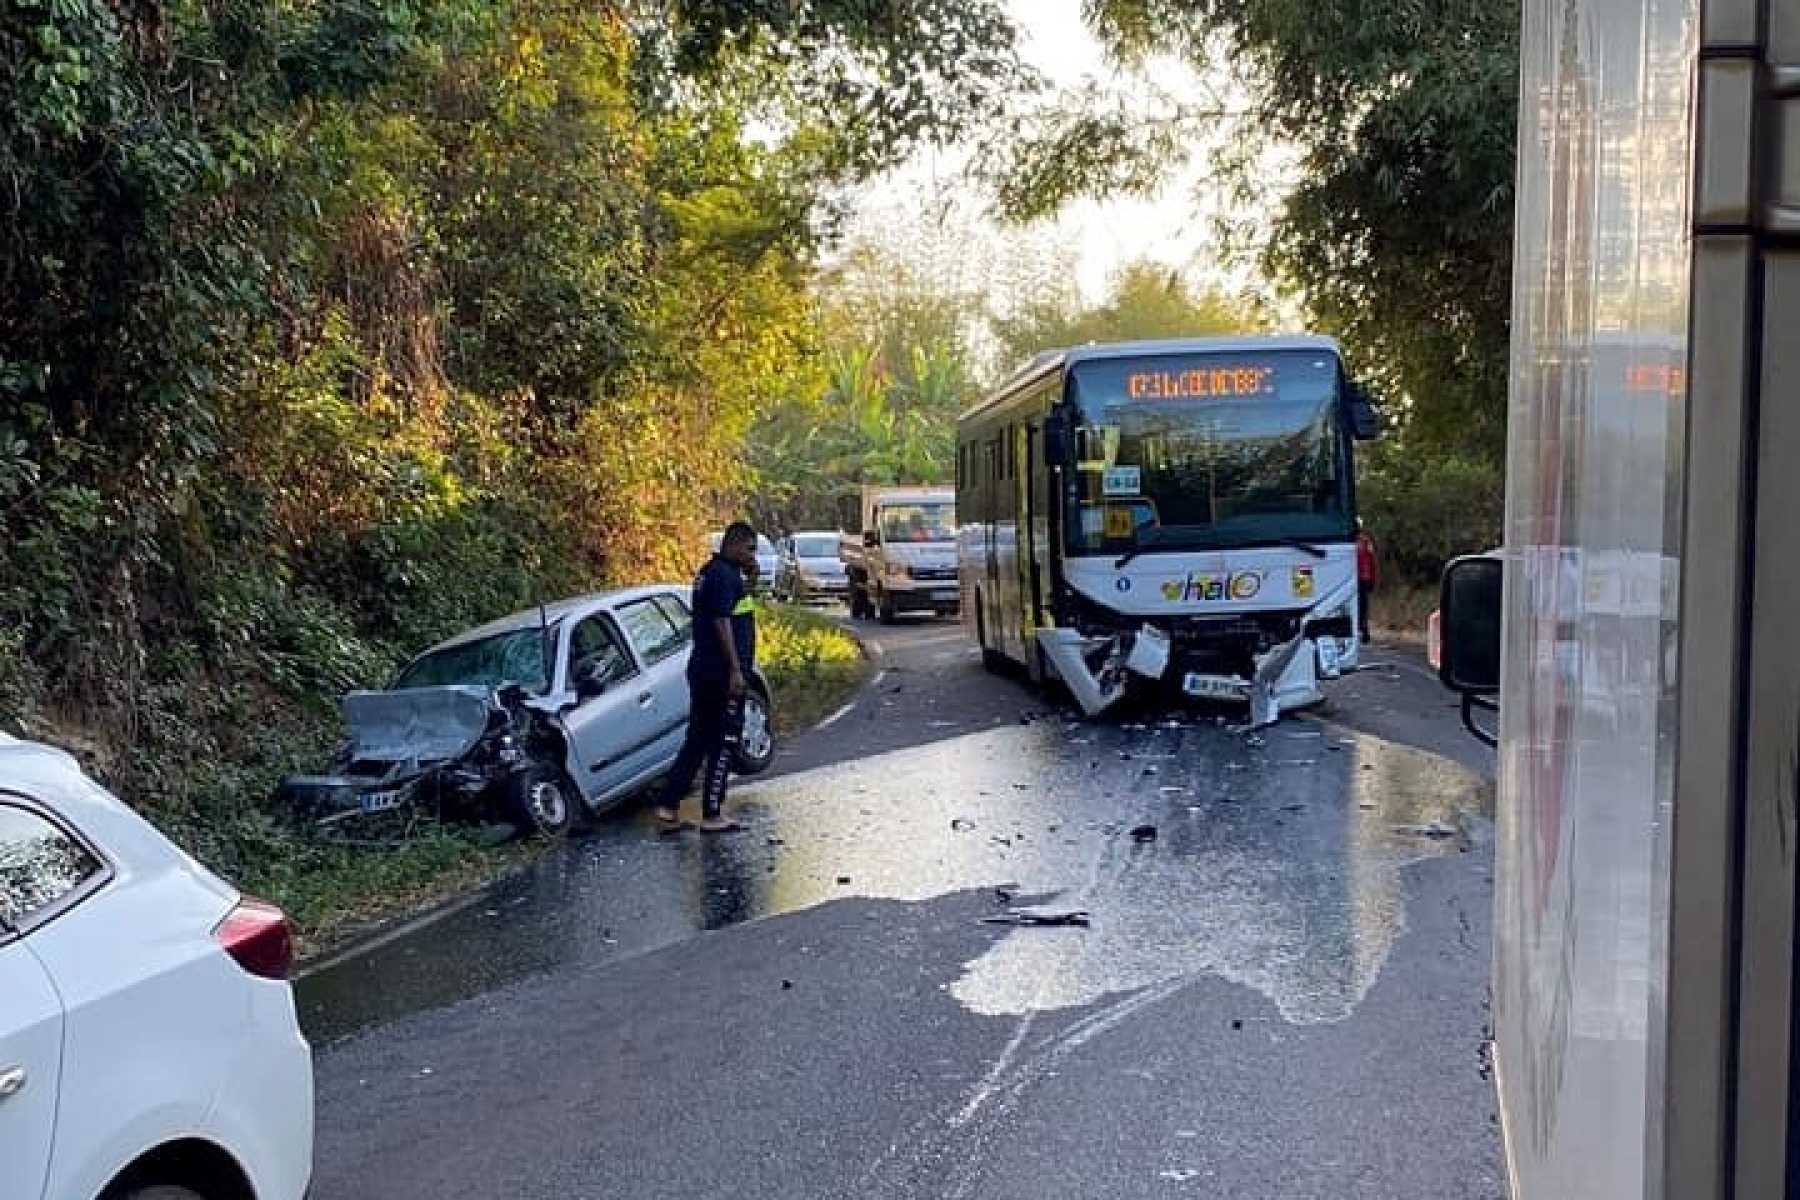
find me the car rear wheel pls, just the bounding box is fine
[508,765,576,838]
[118,1188,206,1200]
[732,685,776,775]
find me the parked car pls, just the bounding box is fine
[277,585,776,840]
[707,532,779,593]
[775,531,849,604]
[1,734,313,1200]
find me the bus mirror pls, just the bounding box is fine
[1439,554,1503,693]
[1346,383,1382,440]
[1043,414,1070,463]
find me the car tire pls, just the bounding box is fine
[508,765,576,838]
[117,1188,206,1200]
[732,684,776,776]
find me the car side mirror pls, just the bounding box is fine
[1439,554,1503,693]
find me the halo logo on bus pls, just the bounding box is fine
[1115,576,1132,593]
[1292,567,1315,598]
[1160,579,1184,601]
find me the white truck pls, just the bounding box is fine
[839,485,960,623]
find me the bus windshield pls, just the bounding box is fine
[879,503,956,542]
[1065,350,1351,555]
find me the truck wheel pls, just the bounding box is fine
[508,765,575,838]
[878,590,898,624]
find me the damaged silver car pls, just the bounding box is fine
[278,586,775,839]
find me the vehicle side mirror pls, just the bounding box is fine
[863,529,878,548]
[1346,382,1382,441]
[1439,554,1503,693]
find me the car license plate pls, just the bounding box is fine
[933,590,958,602]
[360,789,404,813]
[1183,673,1245,701]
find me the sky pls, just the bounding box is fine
[839,0,1231,304]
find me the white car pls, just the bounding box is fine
[1,735,313,1200]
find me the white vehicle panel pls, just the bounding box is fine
[0,940,62,1200]
[1061,544,1357,617]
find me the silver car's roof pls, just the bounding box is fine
[421,584,685,655]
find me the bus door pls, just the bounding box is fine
[1016,422,1041,673]
[982,437,1006,658]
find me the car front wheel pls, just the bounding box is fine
[732,685,776,775]
[508,765,576,838]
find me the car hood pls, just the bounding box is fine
[342,685,496,764]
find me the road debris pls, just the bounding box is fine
[982,905,1091,927]
[836,875,852,884]
[1393,821,1459,840]
[951,817,976,831]
[1130,823,1158,842]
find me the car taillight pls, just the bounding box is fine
[214,896,295,981]
[1427,610,1442,672]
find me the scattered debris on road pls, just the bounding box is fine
[1393,821,1459,840]
[836,875,852,884]
[951,817,976,831]
[1130,823,1158,842]
[982,905,1091,927]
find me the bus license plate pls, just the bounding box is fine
[360,789,404,814]
[1183,673,1245,701]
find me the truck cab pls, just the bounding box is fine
[840,486,959,623]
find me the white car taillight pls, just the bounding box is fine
[215,896,296,981]
[1427,610,1443,672]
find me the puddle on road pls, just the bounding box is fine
[298,716,1489,1041]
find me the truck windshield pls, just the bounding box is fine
[879,503,956,542]
[1065,349,1352,555]
[393,628,551,691]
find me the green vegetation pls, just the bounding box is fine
[757,602,872,733]
[996,0,1517,581]
[1,0,1017,938]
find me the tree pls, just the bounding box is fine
[990,260,1257,369]
[992,0,1519,468]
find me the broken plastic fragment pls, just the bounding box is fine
[982,905,1091,927]
[1392,821,1459,840]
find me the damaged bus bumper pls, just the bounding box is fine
[1036,576,1360,724]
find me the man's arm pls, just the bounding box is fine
[714,616,744,696]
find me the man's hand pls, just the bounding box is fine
[727,669,746,699]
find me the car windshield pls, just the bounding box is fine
[879,503,956,542]
[794,536,838,557]
[1066,349,1352,554]
[392,628,551,691]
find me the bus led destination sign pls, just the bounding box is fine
[1126,365,1275,399]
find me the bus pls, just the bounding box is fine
[955,335,1381,720]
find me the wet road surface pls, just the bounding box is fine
[299,617,1503,1198]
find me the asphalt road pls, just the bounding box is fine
[298,614,1503,1199]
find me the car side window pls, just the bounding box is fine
[617,599,686,665]
[0,800,104,934]
[567,615,636,690]
[653,594,693,647]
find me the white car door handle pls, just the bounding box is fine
[0,1066,26,1101]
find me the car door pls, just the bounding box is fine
[0,799,97,1200]
[557,612,649,805]
[613,596,692,776]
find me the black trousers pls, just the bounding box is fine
[659,676,740,819]
[1359,583,1373,641]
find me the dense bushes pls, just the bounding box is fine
[0,0,1014,932]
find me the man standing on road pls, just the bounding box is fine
[1356,522,1379,644]
[654,521,759,834]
